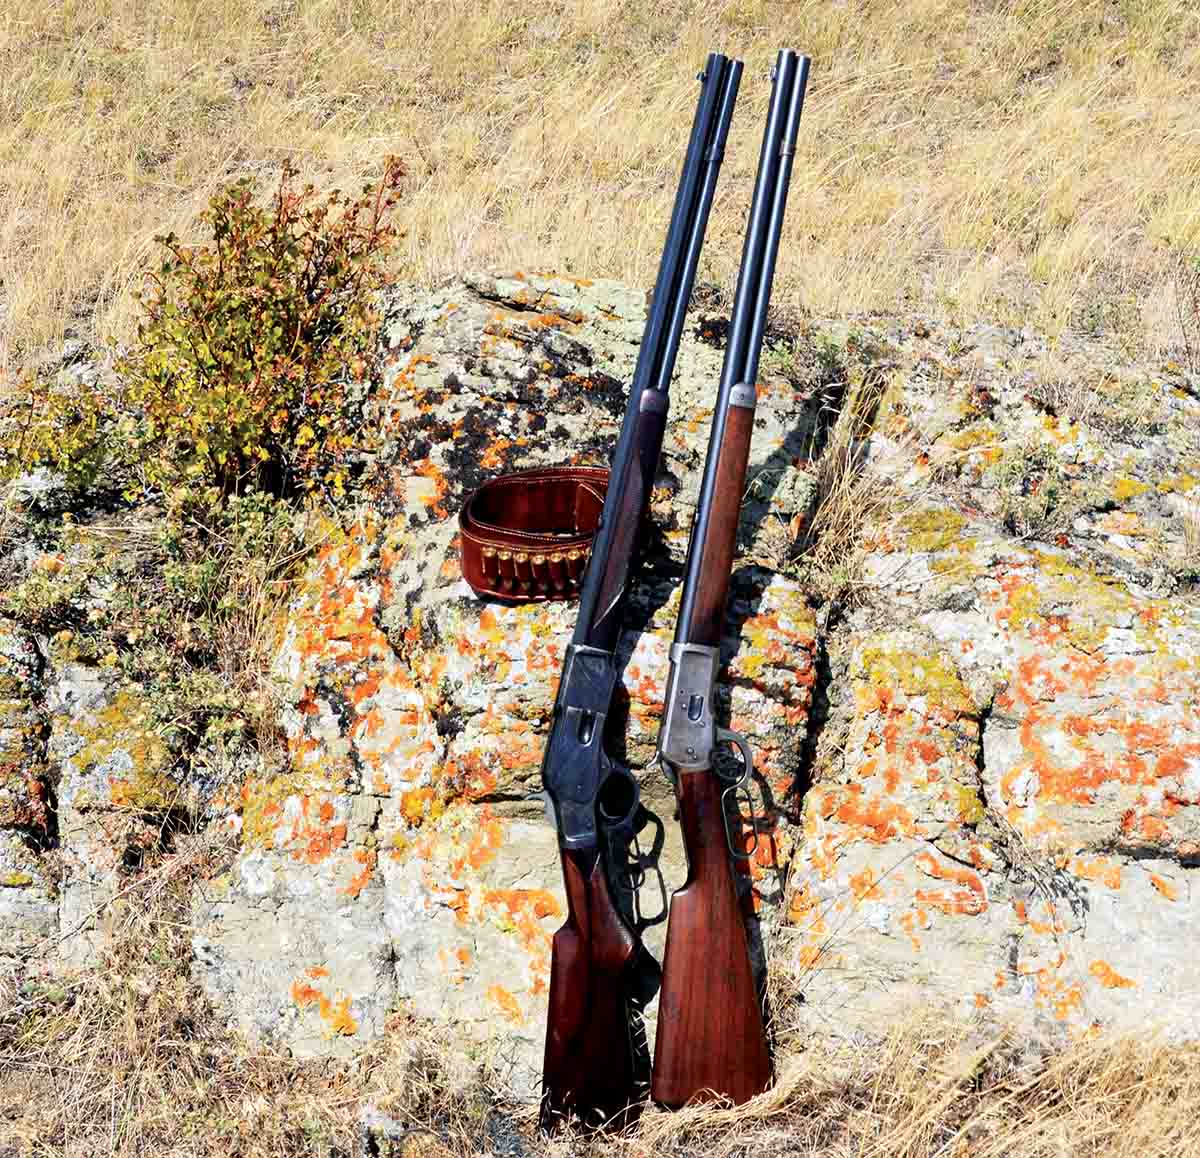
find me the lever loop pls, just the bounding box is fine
[714,727,761,861]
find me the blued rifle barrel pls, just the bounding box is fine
[572,54,737,651]
[673,50,805,646]
[743,55,810,387]
[654,60,744,390]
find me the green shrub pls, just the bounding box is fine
[118,157,403,499]
[7,158,403,502]
[5,376,114,493]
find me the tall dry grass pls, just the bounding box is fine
[2,0,1199,373]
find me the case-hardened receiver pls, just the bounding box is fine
[658,642,754,779]
[541,643,639,849]
[658,641,758,859]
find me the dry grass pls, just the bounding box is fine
[789,361,897,600]
[0,834,513,1158]
[3,0,1200,373]
[1177,252,1200,373]
[5,840,1200,1157]
[617,1021,1200,1158]
[1026,362,1105,430]
[1173,499,1200,583]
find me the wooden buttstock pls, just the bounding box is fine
[541,847,641,1128]
[652,768,770,1107]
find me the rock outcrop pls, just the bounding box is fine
[190,273,820,1091]
[3,271,1199,1096]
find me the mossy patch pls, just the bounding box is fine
[952,783,987,826]
[66,689,176,812]
[1113,477,1151,502]
[240,762,355,850]
[902,509,967,553]
[942,424,999,453]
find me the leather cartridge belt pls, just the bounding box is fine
[458,466,608,601]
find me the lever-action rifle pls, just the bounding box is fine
[539,53,743,1129]
[652,49,812,1109]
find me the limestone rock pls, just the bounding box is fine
[48,662,181,965]
[191,276,1200,1082]
[0,621,54,963]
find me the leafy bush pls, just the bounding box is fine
[0,162,402,797]
[118,157,404,499]
[6,375,115,493]
[8,158,403,502]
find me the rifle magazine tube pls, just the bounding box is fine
[744,55,811,386]
[654,59,744,390]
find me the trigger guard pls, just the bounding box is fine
[715,726,754,788]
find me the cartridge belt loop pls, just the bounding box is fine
[457,466,609,602]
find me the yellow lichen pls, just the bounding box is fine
[67,690,175,812]
[855,644,974,714]
[240,765,353,851]
[953,783,986,825]
[942,424,999,452]
[901,509,967,553]
[1112,477,1150,502]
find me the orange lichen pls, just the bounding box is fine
[480,887,561,986]
[849,867,881,901]
[1150,873,1179,901]
[440,807,506,881]
[914,852,987,916]
[786,884,828,934]
[1013,897,1067,935]
[486,984,523,1024]
[342,849,377,898]
[834,792,916,843]
[1089,960,1136,989]
[1035,970,1084,1020]
[899,907,931,951]
[291,977,360,1037]
[1071,857,1122,890]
